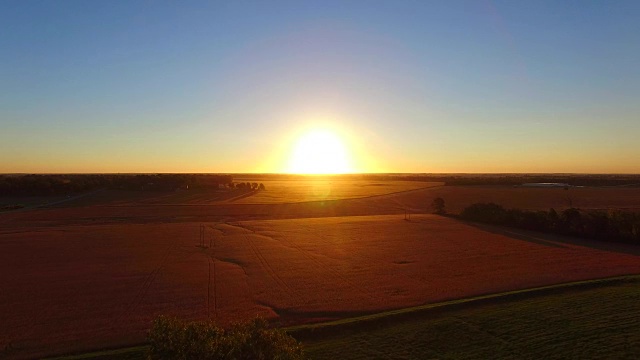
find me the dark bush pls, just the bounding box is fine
[147,316,304,360]
[460,203,508,224]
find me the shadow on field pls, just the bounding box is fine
[459,218,640,256]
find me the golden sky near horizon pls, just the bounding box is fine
[2,2,640,174]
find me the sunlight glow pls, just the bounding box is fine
[287,129,353,174]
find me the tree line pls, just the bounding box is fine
[457,202,640,244]
[0,174,234,196]
[354,174,640,187]
[229,182,265,190]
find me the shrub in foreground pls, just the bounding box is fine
[147,316,304,360]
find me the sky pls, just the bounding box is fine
[1,0,639,173]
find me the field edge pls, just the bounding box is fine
[43,273,640,360]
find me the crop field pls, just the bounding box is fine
[49,278,640,360]
[43,180,439,208]
[100,182,640,210]
[0,195,71,211]
[2,213,640,359]
[224,179,440,204]
[370,185,640,214]
[305,279,640,359]
[2,181,640,359]
[4,184,640,231]
[4,181,640,228]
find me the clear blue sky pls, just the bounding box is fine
[2,0,639,173]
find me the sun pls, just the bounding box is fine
[286,129,353,174]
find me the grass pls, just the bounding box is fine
[44,346,147,360]
[46,276,640,360]
[304,279,640,359]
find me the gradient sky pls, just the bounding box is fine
[2,0,639,173]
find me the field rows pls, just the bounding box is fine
[306,281,640,359]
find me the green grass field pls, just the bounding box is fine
[304,280,640,359]
[46,278,640,360]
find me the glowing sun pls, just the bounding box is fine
[287,129,353,174]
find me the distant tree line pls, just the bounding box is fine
[229,182,265,191]
[458,202,640,244]
[470,176,633,187]
[439,175,639,187]
[355,174,640,187]
[0,174,234,196]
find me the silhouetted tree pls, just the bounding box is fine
[547,208,560,230]
[562,208,582,234]
[431,197,446,214]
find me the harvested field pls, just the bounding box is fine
[356,185,640,214]
[2,214,640,359]
[44,189,245,207]
[224,180,440,204]
[46,180,439,208]
[0,195,71,211]
[2,182,640,359]
[5,184,640,230]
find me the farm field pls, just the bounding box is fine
[50,278,640,360]
[371,185,640,214]
[80,183,640,214]
[223,179,441,204]
[10,179,640,216]
[45,180,440,208]
[0,195,71,211]
[7,1,640,358]
[2,214,640,359]
[4,184,640,230]
[305,279,640,359]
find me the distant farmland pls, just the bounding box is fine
[24,179,440,207]
[2,213,640,359]
[2,179,640,358]
[224,179,440,204]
